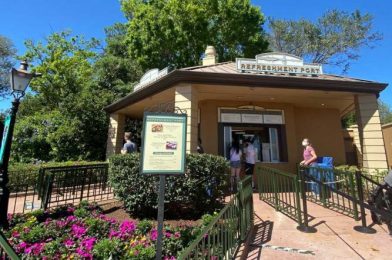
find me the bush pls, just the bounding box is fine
[109,153,229,218]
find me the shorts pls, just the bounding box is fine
[245,163,255,175]
[230,160,241,169]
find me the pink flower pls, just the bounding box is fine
[174,232,181,238]
[109,229,119,239]
[76,248,93,259]
[71,224,87,238]
[81,237,96,251]
[64,239,75,247]
[66,215,77,222]
[163,257,176,260]
[25,243,44,256]
[119,220,136,235]
[165,231,172,238]
[150,229,158,241]
[67,207,75,213]
[11,230,20,238]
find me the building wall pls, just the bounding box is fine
[294,107,346,166]
[199,100,346,173]
[382,123,392,169]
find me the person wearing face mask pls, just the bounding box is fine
[300,138,317,166]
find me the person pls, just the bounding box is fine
[229,141,242,192]
[121,132,138,154]
[300,138,317,166]
[244,138,256,189]
[197,138,205,154]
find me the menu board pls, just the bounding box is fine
[140,113,187,174]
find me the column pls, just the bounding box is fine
[355,94,388,173]
[106,113,125,159]
[175,84,199,153]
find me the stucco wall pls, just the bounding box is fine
[294,107,346,165]
[199,100,346,173]
[382,124,392,169]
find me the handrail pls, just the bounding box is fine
[178,176,253,259]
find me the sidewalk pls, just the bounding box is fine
[239,193,392,259]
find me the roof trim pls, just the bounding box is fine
[104,70,388,113]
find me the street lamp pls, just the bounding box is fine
[0,61,41,228]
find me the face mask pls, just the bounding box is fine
[302,141,308,147]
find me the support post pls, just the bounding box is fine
[297,168,317,233]
[156,175,166,260]
[353,170,376,234]
[0,100,20,228]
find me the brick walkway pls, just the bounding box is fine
[238,193,392,259]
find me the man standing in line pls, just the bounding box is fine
[244,138,256,189]
[121,132,138,154]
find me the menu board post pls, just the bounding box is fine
[140,111,187,259]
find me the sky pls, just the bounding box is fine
[0,0,391,111]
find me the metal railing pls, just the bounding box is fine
[41,164,113,209]
[0,231,19,260]
[298,166,359,220]
[178,176,254,260]
[6,163,112,214]
[257,166,304,225]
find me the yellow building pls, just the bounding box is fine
[382,123,392,169]
[105,47,389,173]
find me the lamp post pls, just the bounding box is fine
[0,61,41,228]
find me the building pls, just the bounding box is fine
[105,46,389,173]
[382,123,392,169]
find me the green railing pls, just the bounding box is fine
[257,166,304,225]
[178,176,253,260]
[298,166,359,220]
[0,230,19,260]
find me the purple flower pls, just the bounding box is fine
[109,229,119,239]
[67,207,75,213]
[165,231,172,238]
[71,224,87,238]
[150,229,158,241]
[163,257,176,260]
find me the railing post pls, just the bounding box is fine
[42,174,53,210]
[348,171,359,221]
[294,175,303,226]
[272,172,279,211]
[80,169,87,202]
[353,170,376,234]
[297,167,316,233]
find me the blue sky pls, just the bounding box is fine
[1,0,391,111]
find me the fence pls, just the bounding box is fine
[6,163,112,214]
[257,166,304,225]
[178,176,254,260]
[298,166,359,220]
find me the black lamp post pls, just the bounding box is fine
[0,61,41,228]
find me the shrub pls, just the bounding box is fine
[109,153,229,218]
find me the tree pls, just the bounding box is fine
[121,0,269,70]
[94,23,143,98]
[267,10,382,73]
[379,101,392,125]
[12,31,115,162]
[0,35,16,96]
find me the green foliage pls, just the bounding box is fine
[0,34,16,96]
[12,31,115,162]
[267,9,382,73]
[109,153,228,218]
[379,100,392,125]
[92,238,124,259]
[136,220,153,234]
[121,0,268,70]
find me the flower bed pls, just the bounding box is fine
[3,201,200,259]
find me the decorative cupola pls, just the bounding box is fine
[202,46,217,66]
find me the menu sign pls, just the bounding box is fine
[140,113,187,174]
